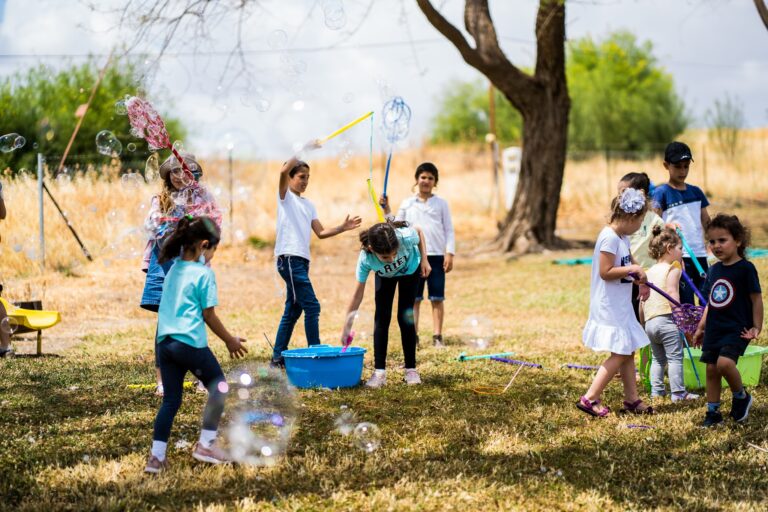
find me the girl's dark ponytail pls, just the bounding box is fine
[359,220,409,253]
[159,215,221,263]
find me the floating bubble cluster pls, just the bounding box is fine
[461,315,495,349]
[95,130,122,156]
[381,96,412,143]
[221,364,298,466]
[334,408,357,436]
[0,133,26,153]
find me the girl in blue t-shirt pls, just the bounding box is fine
[693,214,763,427]
[341,221,430,388]
[144,215,247,474]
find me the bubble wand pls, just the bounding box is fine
[319,111,373,144]
[125,96,196,186]
[367,114,386,222]
[674,225,707,279]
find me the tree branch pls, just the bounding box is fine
[756,0,768,31]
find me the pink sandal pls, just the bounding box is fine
[576,396,610,417]
[620,399,654,415]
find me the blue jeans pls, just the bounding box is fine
[273,255,321,360]
[153,338,226,443]
[141,242,174,312]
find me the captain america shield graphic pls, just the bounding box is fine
[709,278,734,309]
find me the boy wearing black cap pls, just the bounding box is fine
[652,141,711,305]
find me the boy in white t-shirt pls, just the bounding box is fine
[271,145,361,367]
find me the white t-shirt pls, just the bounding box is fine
[582,226,650,355]
[274,190,318,260]
[395,195,455,256]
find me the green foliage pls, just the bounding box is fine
[430,31,689,153]
[0,59,186,177]
[567,31,688,152]
[705,93,745,161]
[429,79,522,146]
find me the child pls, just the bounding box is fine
[381,162,455,348]
[141,153,221,395]
[643,225,700,401]
[341,221,430,387]
[618,172,665,318]
[577,188,654,417]
[693,214,763,427]
[145,215,247,473]
[652,142,711,305]
[271,146,361,368]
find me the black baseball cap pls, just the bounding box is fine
[664,141,694,164]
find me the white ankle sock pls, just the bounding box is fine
[199,429,217,448]
[151,440,167,461]
[374,369,386,376]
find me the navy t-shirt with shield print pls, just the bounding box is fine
[703,259,761,349]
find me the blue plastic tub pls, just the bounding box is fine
[282,344,366,389]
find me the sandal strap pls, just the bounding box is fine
[623,399,643,410]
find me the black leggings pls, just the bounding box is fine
[153,338,226,443]
[373,271,419,370]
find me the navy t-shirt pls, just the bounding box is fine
[703,259,761,348]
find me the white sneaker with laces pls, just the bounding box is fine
[365,371,386,388]
[671,392,700,402]
[404,369,422,385]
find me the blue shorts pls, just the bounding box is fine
[416,255,445,301]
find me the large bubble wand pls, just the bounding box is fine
[126,96,196,186]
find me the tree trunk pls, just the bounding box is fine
[495,93,570,252]
[416,0,569,254]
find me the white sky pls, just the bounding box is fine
[0,0,765,159]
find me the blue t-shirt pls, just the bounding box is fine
[652,184,709,258]
[703,259,761,348]
[157,259,218,349]
[356,227,421,283]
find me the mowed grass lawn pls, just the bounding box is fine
[2,204,768,511]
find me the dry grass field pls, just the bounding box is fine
[1,129,768,511]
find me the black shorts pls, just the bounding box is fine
[700,339,749,364]
[416,255,445,301]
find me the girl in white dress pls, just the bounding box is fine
[577,188,654,417]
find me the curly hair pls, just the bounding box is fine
[648,225,680,260]
[708,213,751,259]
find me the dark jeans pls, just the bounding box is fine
[373,271,419,370]
[274,255,321,360]
[681,257,709,305]
[153,338,226,443]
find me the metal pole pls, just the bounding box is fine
[37,153,45,271]
[228,147,234,244]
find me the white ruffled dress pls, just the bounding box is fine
[582,226,650,355]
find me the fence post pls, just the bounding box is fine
[37,153,45,271]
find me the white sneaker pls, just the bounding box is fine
[365,371,386,388]
[671,392,700,402]
[404,369,422,385]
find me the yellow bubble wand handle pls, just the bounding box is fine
[367,178,386,222]
[320,111,374,144]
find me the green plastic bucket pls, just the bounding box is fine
[682,345,768,389]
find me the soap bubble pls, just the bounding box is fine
[0,317,19,335]
[292,100,305,112]
[121,172,142,189]
[114,100,127,115]
[267,29,288,50]
[345,310,373,342]
[126,142,137,152]
[145,153,160,181]
[95,130,122,156]
[353,422,381,453]
[55,169,71,184]
[461,315,495,349]
[0,133,26,153]
[334,409,357,436]
[323,0,346,30]
[221,364,298,466]
[172,140,184,153]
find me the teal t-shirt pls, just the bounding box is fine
[356,227,421,283]
[157,259,218,349]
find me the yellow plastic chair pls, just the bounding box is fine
[0,297,61,355]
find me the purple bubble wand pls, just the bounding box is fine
[491,357,543,369]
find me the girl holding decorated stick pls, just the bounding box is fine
[577,188,654,417]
